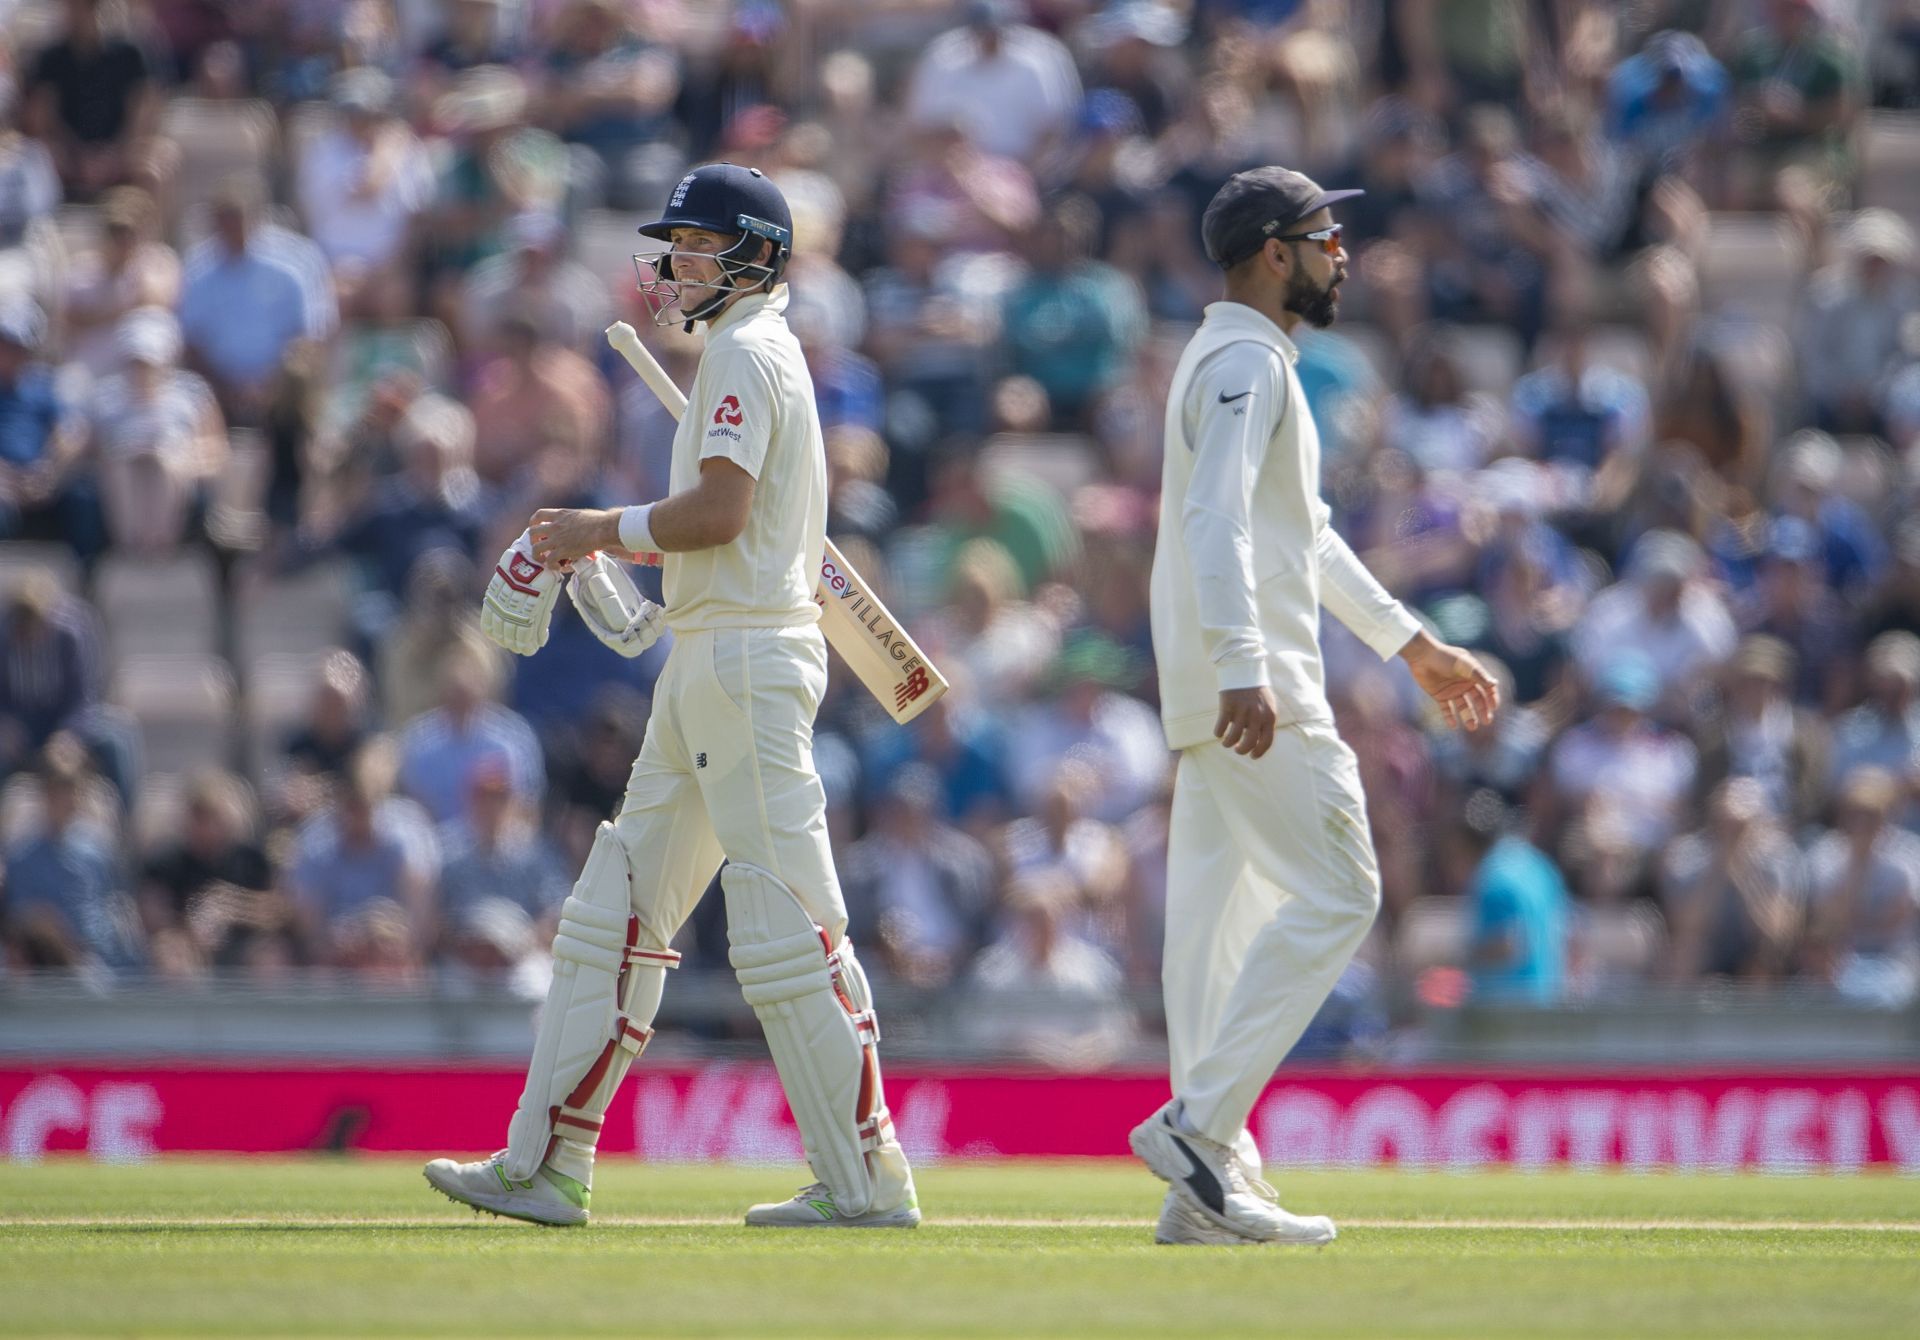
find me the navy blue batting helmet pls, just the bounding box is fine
[634,162,793,323]
[640,162,791,260]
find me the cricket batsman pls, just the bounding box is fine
[425,163,918,1229]
[1129,168,1500,1245]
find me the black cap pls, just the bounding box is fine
[1201,166,1363,269]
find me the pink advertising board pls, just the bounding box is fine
[4,1064,1917,1170]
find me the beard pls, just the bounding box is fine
[1284,266,1341,329]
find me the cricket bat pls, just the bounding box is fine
[606,321,949,724]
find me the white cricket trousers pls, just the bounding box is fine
[615,624,846,941]
[1163,719,1382,1148]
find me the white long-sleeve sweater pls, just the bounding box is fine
[1150,302,1423,750]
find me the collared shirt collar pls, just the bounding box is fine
[704,283,789,337]
[1203,300,1300,365]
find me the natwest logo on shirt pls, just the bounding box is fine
[712,395,744,427]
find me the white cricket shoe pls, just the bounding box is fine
[1131,1102,1336,1246]
[423,1151,590,1227]
[744,1181,922,1229]
[1155,1190,1250,1245]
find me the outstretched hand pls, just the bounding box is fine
[1399,631,1501,732]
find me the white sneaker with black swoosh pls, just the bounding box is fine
[1130,1101,1336,1245]
[1155,1190,1249,1245]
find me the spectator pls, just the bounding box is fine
[1695,635,1832,828]
[328,896,427,986]
[1455,789,1570,1005]
[1510,313,1653,487]
[935,537,1059,702]
[962,870,1134,1069]
[0,573,134,796]
[1471,474,1586,703]
[790,276,882,436]
[1572,529,1736,699]
[1758,430,1881,598]
[278,649,373,820]
[418,0,523,94]
[1796,211,1918,436]
[537,0,680,197]
[860,201,1007,439]
[1728,0,1862,204]
[138,767,291,970]
[88,306,227,554]
[178,176,338,425]
[62,185,179,376]
[0,103,60,249]
[1662,777,1804,983]
[1075,4,1185,138]
[314,391,483,605]
[1,738,133,968]
[439,896,549,998]
[459,210,610,357]
[287,737,439,962]
[1335,665,1437,923]
[1392,0,1532,112]
[824,425,897,543]
[421,66,568,295]
[906,0,1081,165]
[1524,101,1644,268]
[437,758,568,928]
[1829,631,1920,785]
[1383,326,1504,474]
[21,0,167,200]
[1002,194,1145,428]
[839,762,994,988]
[862,696,1016,841]
[295,67,436,316]
[1547,652,1699,864]
[1414,104,1553,343]
[1607,30,1730,174]
[547,684,645,865]
[1736,516,1852,705]
[1003,757,1131,961]
[1802,767,1920,1006]
[1007,633,1166,825]
[396,642,543,826]
[1655,335,1770,488]
[467,307,609,494]
[0,297,94,553]
[885,120,1040,261]
[377,549,501,728]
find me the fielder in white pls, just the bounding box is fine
[426,163,918,1229]
[1129,168,1500,1246]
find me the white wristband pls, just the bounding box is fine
[618,503,659,554]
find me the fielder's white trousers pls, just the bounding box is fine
[1164,719,1382,1148]
[615,624,846,941]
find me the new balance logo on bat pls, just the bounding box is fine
[895,666,931,710]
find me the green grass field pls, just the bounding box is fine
[2,1159,1917,1338]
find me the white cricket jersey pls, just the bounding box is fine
[1150,301,1422,750]
[663,285,827,633]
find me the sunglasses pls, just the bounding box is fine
[1273,223,1344,256]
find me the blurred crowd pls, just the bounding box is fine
[4,0,1920,1061]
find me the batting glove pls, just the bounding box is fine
[482,529,563,656]
[567,551,664,659]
